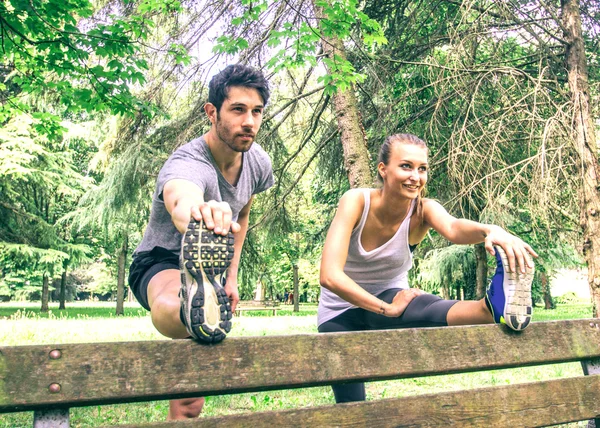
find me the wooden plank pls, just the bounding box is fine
[1,319,600,412]
[582,357,600,427]
[119,375,600,428]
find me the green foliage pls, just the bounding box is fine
[0,0,190,137]
[0,243,68,298]
[553,292,586,305]
[213,0,386,94]
[320,54,366,94]
[0,113,95,298]
[417,245,476,299]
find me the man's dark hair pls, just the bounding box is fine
[208,64,270,112]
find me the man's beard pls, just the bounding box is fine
[215,118,253,153]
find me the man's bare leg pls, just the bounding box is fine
[148,269,205,419]
[168,397,205,420]
[147,269,189,339]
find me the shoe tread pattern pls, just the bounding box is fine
[181,221,234,343]
[496,247,534,331]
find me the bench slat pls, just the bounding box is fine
[118,374,600,427]
[2,319,600,412]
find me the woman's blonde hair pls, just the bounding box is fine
[377,133,428,220]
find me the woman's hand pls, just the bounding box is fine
[386,288,425,317]
[484,226,538,274]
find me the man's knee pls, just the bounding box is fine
[168,397,205,420]
[147,270,181,309]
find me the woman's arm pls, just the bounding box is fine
[320,190,420,317]
[422,199,537,273]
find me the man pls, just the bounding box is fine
[128,64,273,419]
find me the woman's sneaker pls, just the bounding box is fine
[485,245,534,331]
[179,219,234,343]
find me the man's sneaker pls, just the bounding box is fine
[179,219,234,343]
[485,245,534,331]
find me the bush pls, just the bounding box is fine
[553,291,584,305]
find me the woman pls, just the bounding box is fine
[318,133,536,403]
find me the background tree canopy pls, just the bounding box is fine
[0,0,597,312]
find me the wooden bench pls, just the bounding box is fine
[234,300,281,316]
[2,319,600,427]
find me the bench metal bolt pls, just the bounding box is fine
[49,350,62,359]
[49,383,61,393]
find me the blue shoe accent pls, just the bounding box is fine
[485,246,534,331]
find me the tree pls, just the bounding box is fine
[0,0,177,134]
[0,114,92,308]
[312,1,374,188]
[561,0,600,316]
[1,0,188,308]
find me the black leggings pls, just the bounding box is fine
[317,289,458,403]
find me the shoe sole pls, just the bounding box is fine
[180,220,234,343]
[495,246,534,331]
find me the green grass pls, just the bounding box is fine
[0,302,321,319]
[531,303,593,321]
[0,301,149,320]
[0,301,594,427]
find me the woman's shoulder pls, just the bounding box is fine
[421,197,443,209]
[420,198,450,218]
[340,188,379,205]
[338,188,372,214]
[342,187,370,197]
[333,189,373,231]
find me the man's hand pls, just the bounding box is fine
[484,226,538,274]
[224,277,240,313]
[171,198,241,236]
[194,200,241,235]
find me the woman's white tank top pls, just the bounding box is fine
[317,189,415,326]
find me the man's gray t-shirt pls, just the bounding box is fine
[134,136,274,256]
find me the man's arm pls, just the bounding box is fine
[224,196,254,312]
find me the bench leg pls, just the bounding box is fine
[581,358,600,427]
[33,408,70,428]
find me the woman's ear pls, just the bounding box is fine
[377,162,386,180]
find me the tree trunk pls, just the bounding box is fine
[475,243,488,299]
[541,271,555,310]
[293,263,299,312]
[41,273,49,313]
[312,2,373,188]
[116,231,128,316]
[440,271,450,300]
[561,0,600,317]
[59,267,67,310]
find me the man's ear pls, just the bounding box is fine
[204,103,217,124]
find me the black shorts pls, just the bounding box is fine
[128,247,179,311]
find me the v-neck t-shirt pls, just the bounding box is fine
[134,136,274,256]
